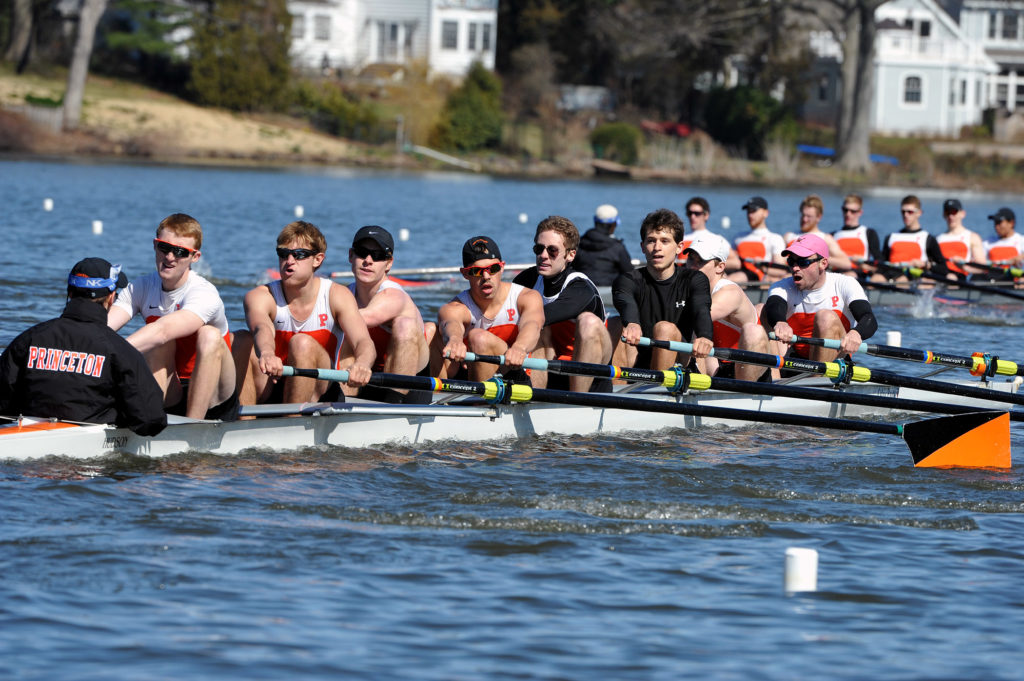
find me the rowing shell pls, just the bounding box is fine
[1,376,1018,462]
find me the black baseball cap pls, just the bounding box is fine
[462,236,502,266]
[352,225,394,254]
[742,196,768,211]
[68,258,128,298]
[943,198,963,214]
[988,207,1016,222]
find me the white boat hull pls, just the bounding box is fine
[2,378,1018,462]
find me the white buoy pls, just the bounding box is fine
[43,198,54,212]
[398,228,410,242]
[885,330,902,347]
[91,220,103,235]
[721,216,731,229]
[784,547,818,594]
[294,205,304,218]
[518,213,528,224]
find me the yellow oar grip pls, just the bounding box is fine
[509,385,534,402]
[995,361,1019,376]
[851,366,872,382]
[482,381,498,401]
[687,373,712,391]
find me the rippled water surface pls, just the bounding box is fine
[2,160,1024,679]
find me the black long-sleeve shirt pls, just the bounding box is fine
[574,228,633,286]
[512,266,605,324]
[612,266,713,341]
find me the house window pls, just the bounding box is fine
[997,83,1008,107]
[481,23,491,51]
[292,14,305,40]
[904,76,922,103]
[1003,11,1018,40]
[919,20,930,38]
[949,78,956,106]
[442,20,458,49]
[377,21,401,60]
[960,79,967,105]
[976,79,982,106]
[818,75,829,102]
[1017,84,1024,108]
[468,23,477,50]
[989,11,998,39]
[314,15,330,41]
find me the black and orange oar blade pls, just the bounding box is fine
[902,411,1011,468]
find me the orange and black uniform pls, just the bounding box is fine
[0,297,167,435]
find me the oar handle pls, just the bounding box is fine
[464,352,550,371]
[769,333,869,355]
[284,366,350,382]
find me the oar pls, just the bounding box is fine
[967,262,1024,278]
[464,352,1024,422]
[282,366,1010,468]
[904,267,1024,302]
[635,337,1024,408]
[783,334,1024,378]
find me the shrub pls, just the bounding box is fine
[292,80,382,141]
[589,122,641,165]
[703,86,796,160]
[431,62,503,152]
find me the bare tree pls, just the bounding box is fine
[793,0,885,174]
[3,0,34,70]
[62,0,109,131]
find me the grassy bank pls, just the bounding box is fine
[2,65,1024,191]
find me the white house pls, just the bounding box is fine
[805,0,1024,136]
[288,0,497,78]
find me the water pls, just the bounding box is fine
[2,159,1024,679]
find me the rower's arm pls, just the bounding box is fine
[970,234,988,265]
[611,271,641,327]
[244,286,281,375]
[107,304,132,332]
[510,288,544,358]
[357,287,408,329]
[437,301,470,363]
[866,229,883,263]
[761,294,790,341]
[542,279,599,325]
[330,284,375,388]
[710,285,744,323]
[848,300,877,340]
[125,309,204,354]
[925,236,949,276]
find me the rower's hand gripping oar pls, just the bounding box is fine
[284,366,1011,468]
[778,334,1024,379]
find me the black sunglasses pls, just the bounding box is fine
[154,238,196,258]
[532,244,561,258]
[352,244,391,261]
[686,210,706,217]
[276,247,318,261]
[841,207,860,214]
[787,255,821,269]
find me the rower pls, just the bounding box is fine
[573,204,634,286]
[0,257,166,435]
[678,196,741,273]
[984,207,1024,268]
[512,215,611,392]
[234,221,375,404]
[612,208,713,372]
[937,198,986,277]
[728,196,787,284]
[108,213,237,420]
[432,235,544,381]
[683,231,771,381]
[871,195,949,283]
[783,194,852,272]
[343,225,433,403]
[763,233,878,362]
[832,193,882,277]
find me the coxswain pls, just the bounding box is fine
[0,258,166,435]
[574,204,634,286]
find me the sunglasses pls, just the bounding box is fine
[276,247,318,261]
[787,255,821,269]
[841,207,861,214]
[153,238,197,258]
[461,262,504,277]
[901,209,918,215]
[352,244,391,261]
[532,244,561,258]
[686,210,706,217]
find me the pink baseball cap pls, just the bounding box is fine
[782,233,829,260]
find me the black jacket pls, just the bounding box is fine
[574,227,633,286]
[0,297,167,435]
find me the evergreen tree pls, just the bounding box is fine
[431,61,504,152]
[188,0,291,112]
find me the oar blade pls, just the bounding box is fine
[902,411,1011,468]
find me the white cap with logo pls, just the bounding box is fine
[685,231,730,262]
